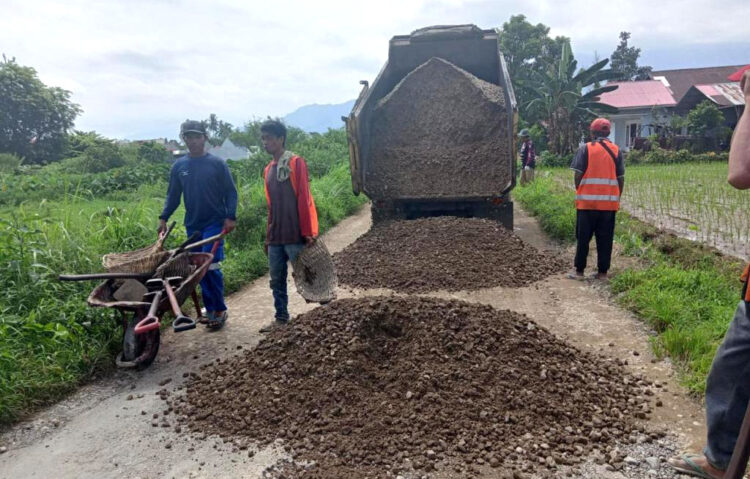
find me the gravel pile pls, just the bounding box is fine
[165,296,656,478]
[366,57,511,199]
[333,216,566,293]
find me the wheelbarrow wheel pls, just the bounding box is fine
[119,312,160,370]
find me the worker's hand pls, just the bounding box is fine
[223,218,236,234]
[742,70,750,102]
[304,236,316,246]
[157,219,167,236]
[263,242,269,256]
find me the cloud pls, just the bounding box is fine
[1,0,748,138]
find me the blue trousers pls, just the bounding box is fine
[188,223,226,313]
[704,300,750,469]
[268,243,304,321]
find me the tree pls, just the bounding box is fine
[525,41,620,155]
[497,15,569,106]
[687,100,725,137]
[610,32,652,81]
[0,56,81,163]
[137,141,172,162]
[202,113,235,146]
[230,118,309,150]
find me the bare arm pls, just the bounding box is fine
[728,71,750,190]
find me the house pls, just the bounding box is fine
[207,138,251,161]
[594,80,676,148]
[596,65,747,150]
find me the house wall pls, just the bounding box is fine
[608,109,661,150]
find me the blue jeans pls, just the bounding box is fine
[187,223,226,313]
[268,243,304,321]
[704,300,750,469]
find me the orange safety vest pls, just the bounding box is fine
[575,140,621,211]
[263,156,319,237]
[742,263,750,302]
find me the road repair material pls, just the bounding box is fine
[333,216,566,293]
[165,296,657,478]
[366,57,511,199]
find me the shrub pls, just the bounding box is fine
[626,147,727,165]
[538,151,570,167]
[137,142,172,163]
[0,152,22,172]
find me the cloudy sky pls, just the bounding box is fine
[2,0,748,139]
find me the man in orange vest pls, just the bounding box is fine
[669,69,750,479]
[568,118,624,281]
[258,120,319,333]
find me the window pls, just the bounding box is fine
[626,122,641,148]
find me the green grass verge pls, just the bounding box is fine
[0,159,365,425]
[513,172,743,394]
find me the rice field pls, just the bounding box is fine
[552,162,750,260]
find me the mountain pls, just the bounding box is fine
[283,99,355,133]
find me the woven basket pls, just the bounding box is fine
[102,233,170,274]
[154,253,196,280]
[293,239,337,304]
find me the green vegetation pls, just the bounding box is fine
[514,170,744,394]
[0,56,81,164]
[0,129,366,425]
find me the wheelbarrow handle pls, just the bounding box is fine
[183,230,228,253]
[59,272,152,281]
[165,231,202,261]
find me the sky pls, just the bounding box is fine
[2,0,749,140]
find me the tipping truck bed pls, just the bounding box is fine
[344,24,518,227]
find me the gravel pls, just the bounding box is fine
[333,216,567,293]
[165,296,659,478]
[366,57,511,199]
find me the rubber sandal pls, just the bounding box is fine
[198,312,210,325]
[668,454,723,479]
[566,271,585,281]
[206,311,227,330]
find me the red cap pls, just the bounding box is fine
[590,118,611,134]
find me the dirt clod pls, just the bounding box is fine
[334,217,566,293]
[167,296,652,477]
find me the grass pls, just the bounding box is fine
[0,131,366,425]
[514,171,744,394]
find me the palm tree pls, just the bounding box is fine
[525,41,620,155]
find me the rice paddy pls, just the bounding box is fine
[552,162,750,260]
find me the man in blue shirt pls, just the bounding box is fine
[158,120,238,329]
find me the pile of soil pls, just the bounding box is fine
[333,216,567,293]
[366,57,511,199]
[166,296,655,478]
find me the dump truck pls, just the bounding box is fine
[343,24,518,228]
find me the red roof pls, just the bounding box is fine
[650,65,746,101]
[597,80,676,109]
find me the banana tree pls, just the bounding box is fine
[525,41,620,155]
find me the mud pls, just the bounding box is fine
[167,296,659,478]
[333,216,567,293]
[366,57,512,199]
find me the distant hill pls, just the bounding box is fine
[283,99,355,133]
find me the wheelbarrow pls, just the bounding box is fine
[59,231,225,369]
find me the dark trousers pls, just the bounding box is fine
[187,223,226,313]
[704,300,750,469]
[574,209,616,274]
[268,243,305,321]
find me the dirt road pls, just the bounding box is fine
[0,204,705,478]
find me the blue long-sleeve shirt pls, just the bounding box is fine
[159,153,238,231]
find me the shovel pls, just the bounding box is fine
[146,276,196,332]
[134,289,163,335]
